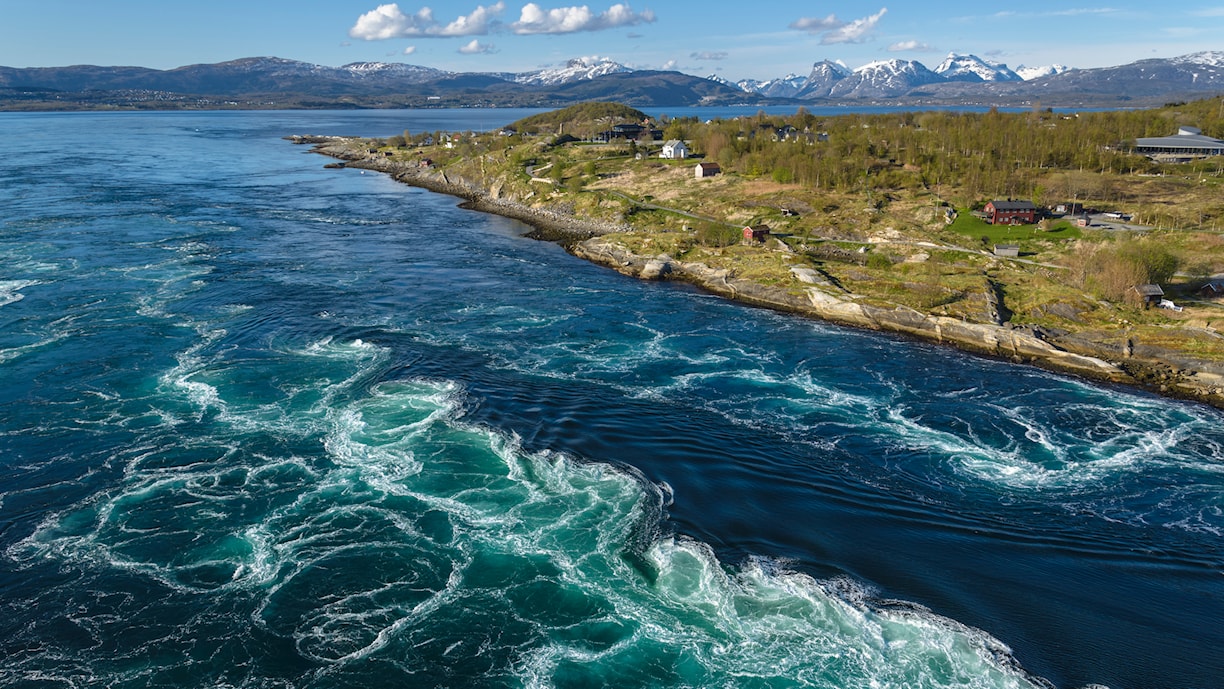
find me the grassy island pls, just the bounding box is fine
[298,98,1224,407]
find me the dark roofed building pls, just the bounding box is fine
[1130,284,1165,308]
[984,200,1037,225]
[1135,126,1224,160]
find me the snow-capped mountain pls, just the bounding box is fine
[8,50,1224,109]
[1169,51,1224,68]
[1014,64,1070,80]
[794,60,851,98]
[933,53,1021,82]
[738,73,809,98]
[339,61,451,82]
[513,57,632,86]
[818,59,944,98]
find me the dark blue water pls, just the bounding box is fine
[1,110,1221,689]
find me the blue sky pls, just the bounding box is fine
[2,1,1222,80]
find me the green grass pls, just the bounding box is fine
[948,210,1081,245]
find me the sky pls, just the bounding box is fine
[1,1,1223,81]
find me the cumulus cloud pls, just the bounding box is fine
[510,3,655,34]
[691,51,728,60]
[458,39,496,53]
[349,2,506,39]
[790,8,887,44]
[888,40,933,52]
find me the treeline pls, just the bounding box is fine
[665,97,1224,205]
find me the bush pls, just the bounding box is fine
[1069,238,1181,302]
[866,252,894,270]
[697,225,742,247]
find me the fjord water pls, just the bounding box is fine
[1,111,1221,689]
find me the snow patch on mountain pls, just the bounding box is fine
[1015,64,1070,80]
[514,57,632,86]
[1169,51,1224,68]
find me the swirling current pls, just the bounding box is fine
[0,110,1221,689]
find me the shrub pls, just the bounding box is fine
[866,252,894,270]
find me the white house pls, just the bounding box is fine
[660,140,689,160]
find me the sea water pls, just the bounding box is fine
[1,110,1221,689]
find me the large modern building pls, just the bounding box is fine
[1134,126,1224,161]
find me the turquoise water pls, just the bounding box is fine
[1,111,1222,689]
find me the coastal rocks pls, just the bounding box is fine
[576,236,1133,386]
[639,256,674,280]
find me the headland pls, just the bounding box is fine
[290,102,1224,409]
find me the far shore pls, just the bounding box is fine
[299,136,1224,411]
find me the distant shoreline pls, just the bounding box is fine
[302,137,1224,411]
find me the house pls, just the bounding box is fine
[742,225,770,244]
[611,123,645,139]
[1129,284,1165,308]
[695,162,721,178]
[661,140,689,160]
[1198,281,1224,299]
[985,200,1038,225]
[993,244,1020,257]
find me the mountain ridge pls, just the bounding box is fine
[3,52,1223,109]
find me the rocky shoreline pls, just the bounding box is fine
[300,137,1224,410]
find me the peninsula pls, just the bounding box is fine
[294,100,1224,408]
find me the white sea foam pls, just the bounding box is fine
[0,279,39,307]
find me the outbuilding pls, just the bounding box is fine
[1129,284,1165,308]
[695,162,721,178]
[742,225,770,244]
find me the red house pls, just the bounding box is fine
[985,200,1037,225]
[743,225,770,243]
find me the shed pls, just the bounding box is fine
[1130,284,1165,308]
[1198,281,1224,299]
[993,244,1020,257]
[742,225,770,244]
[695,162,721,178]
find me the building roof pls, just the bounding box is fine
[1136,127,1224,153]
[1132,284,1165,297]
[663,139,686,148]
[988,200,1036,211]
[697,161,720,169]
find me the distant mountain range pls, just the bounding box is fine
[1,52,1221,110]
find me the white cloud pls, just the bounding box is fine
[458,39,496,53]
[510,3,656,34]
[789,14,843,33]
[821,8,887,44]
[692,51,728,60]
[1191,7,1224,16]
[349,2,506,39]
[660,59,678,70]
[403,45,417,55]
[789,8,887,44]
[888,40,932,52]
